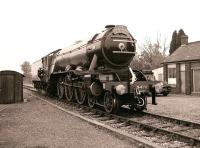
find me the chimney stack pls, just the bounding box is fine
[181,35,188,45]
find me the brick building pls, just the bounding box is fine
[163,36,200,95]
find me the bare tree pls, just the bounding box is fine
[131,34,168,70]
[130,53,144,70]
[21,61,32,83]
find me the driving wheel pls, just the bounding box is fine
[64,76,74,101]
[75,88,86,105]
[57,78,64,99]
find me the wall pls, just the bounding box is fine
[176,63,180,93]
[152,67,163,81]
[185,62,191,95]
[164,61,200,95]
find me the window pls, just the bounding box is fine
[167,64,176,86]
[168,68,176,78]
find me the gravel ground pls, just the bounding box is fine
[0,92,135,148]
[147,94,200,123]
[0,104,7,111]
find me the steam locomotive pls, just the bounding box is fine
[32,25,151,113]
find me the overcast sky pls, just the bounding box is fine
[0,0,200,72]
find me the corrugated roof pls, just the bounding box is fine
[164,41,200,63]
[0,70,24,76]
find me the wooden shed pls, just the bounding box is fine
[0,70,23,104]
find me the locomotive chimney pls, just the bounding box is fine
[181,35,188,45]
[105,25,115,28]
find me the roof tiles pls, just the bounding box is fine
[164,41,200,63]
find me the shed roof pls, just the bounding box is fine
[164,41,200,63]
[0,70,24,76]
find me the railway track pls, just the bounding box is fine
[23,85,200,147]
[0,105,8,112]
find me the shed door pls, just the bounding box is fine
[0,75,14,103]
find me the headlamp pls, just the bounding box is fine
[115,84,126,95]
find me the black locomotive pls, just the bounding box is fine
[32,25,151,113]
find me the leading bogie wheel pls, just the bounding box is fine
[104,91,118,114]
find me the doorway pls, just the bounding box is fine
[180,64,185,94]
[0,75,14,103]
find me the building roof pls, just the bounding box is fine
[164,41,200,63]
[0,70,24,76]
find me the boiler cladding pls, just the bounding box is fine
[54,25,136,72]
